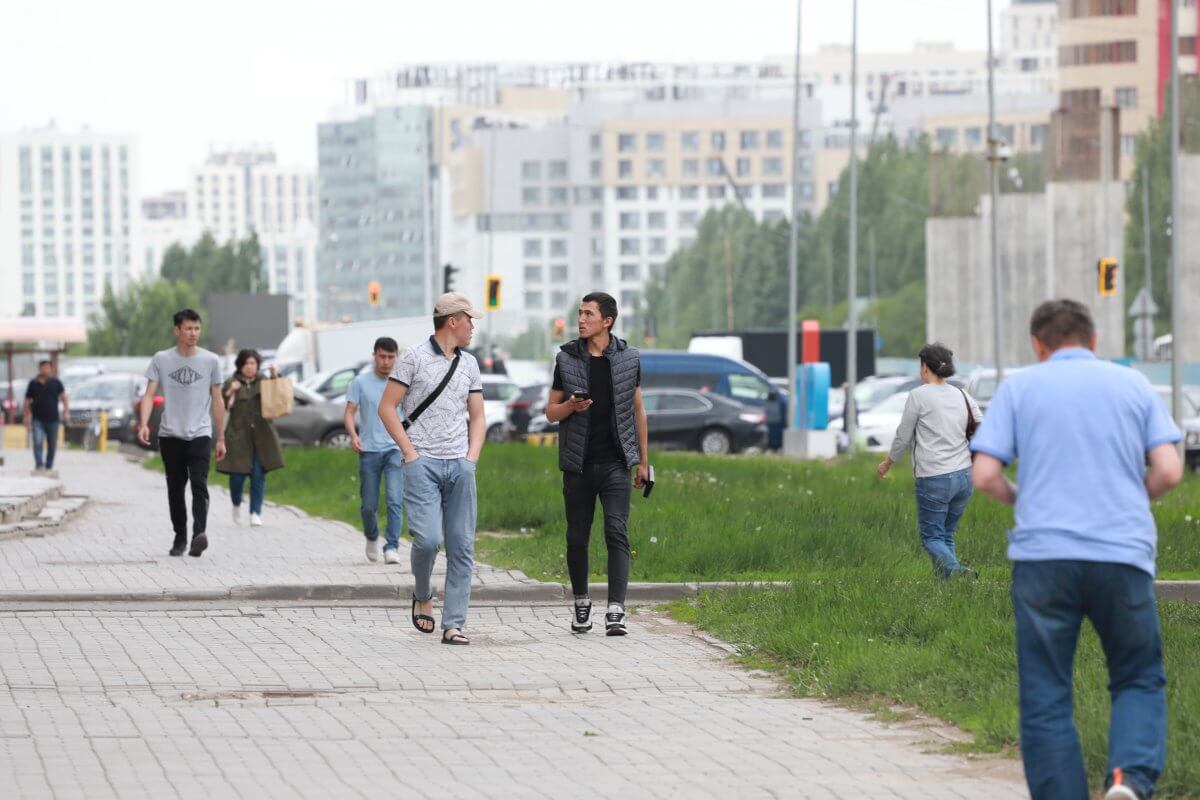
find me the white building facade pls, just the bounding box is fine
[0,126,142,320]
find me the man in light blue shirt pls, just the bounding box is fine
[344,337,405,564]
[972,299,1183,800]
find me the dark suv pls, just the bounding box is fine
[65,373,163,448]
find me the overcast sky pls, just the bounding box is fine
[0,0,1002,195]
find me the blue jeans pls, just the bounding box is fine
[914,468,972,578]
[405,456,477,631]
[31,419,59,470]
[229,449,266,515]
[1012,560,1166,800]
[359,449,404,552]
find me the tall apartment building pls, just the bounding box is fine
[0,126,141,320]
[183,147,319,322]
[141,191,201,282]
[316,106,436,322]
[1058,0,1199,176]
[1001,0,1059,94]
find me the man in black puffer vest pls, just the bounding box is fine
[547,292,649,636]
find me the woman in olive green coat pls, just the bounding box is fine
[217,349,284,526]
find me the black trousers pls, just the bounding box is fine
[563,462,632,606]
[160,436,211,539]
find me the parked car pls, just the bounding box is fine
[831,390,910,453]
[643,389,767,454]
[506,383,548,440]
[963,367,1027,412]
[301,361,369,400]
[274,384,354,448]
[65,372,163,448]
[481,374,520,443]
[640,351,784,449]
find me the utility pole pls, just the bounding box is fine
[846,0,860,452]
[868,226,877,322]
[786,0,803,433]
[724,231,735,330]
[986,0,1004,383]
[825,239,834,312]
[1170,0,1183,435]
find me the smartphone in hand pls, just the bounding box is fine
[572,391,591,401]
[642,465,655,498]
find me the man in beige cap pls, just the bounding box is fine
[379,292,487,645]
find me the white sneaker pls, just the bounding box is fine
[365,538,381,562]
[249,513,263,527]
[232,505,244,525]
[605,603,627,636]
[383,548,402,565]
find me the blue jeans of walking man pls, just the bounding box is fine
[1012,560,1166,799]
[914,467,972,578]
[229,450,266,515]
[31,419,59,470]
[359,449,404,553]
[405,456,476,632]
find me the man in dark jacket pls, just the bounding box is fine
[546,292,649,636]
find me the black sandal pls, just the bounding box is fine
[441,630,470,646]
[411,596,435,634]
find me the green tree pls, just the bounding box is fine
[87,279,202,356]
[158,231,265,301]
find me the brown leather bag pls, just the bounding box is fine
[961,388,978,441]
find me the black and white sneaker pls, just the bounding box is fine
[605,604,627,636]
[572,599,593,633]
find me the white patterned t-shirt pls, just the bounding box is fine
[390,337,483,459]
[145,347,223,440]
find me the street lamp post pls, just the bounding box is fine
[986,0,1004,383]
[845,0,860,452]
[787,0,802,433]
[1170,0,1183,435]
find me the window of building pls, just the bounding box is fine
[762,157,784,176]
[591,211,604,229]
[522,187,542,206]
[965,127,983,148]
[620,263,640,281]
[550,239,568,257]
[679,185,700,200]
[645,132,665,151]
[523,239,543,258]
[711,131,726,151]
[621,290,640,309]
[1120,134,1137,157]
[678,210,699,228]
[682,159,699,178]
[551,290,568,309]
[706,157,723,177]
[591,237,604,256]
[590,159,602,179]
[740,131,760,150]
[646,159,666,178]
[736,157,752,177]
[619,212,641,230]
[618,133,637,152]
[525,291,544,309]
[1058,40,1136,66]
[761,184,786,199]
[590,133,602,152]
[648,237,667,256]
[766,130,784,149]
[707,185,726,200]
[618,160,634,179]
[1030,123,1049,148]
[646,186,659,200]
[647,211,666,229]
[619,238,640,256]
[548,160,568,179]
[551,264,568,283]
[1115,86,1137,108]
[1060,0,1137,18]
[548,187,569,206]
[616,186,638,201]
[1062,88,1102,109]
[522,161,541,180]
[936,128,959,148]
[681,131,700,151]
[525,265,544,283]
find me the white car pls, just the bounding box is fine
[480,374,520,442]
[831,391,910,452]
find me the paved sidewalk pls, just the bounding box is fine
[0,448,1026,798]
[0,449,536,596]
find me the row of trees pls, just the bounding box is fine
[86,233,264,356]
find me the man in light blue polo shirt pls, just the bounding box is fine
[972,299,1183,800]
[344,337,405,564]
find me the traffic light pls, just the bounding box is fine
[443,263,458,293]
[553,317,566,338]
[485,275,502,310]
[1097,258,1118,297]
[367,280,381,306]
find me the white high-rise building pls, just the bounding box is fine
[0,126,142,320]
[179,147,319,322]
[1000,0,1058,95]
[141,191,201,281]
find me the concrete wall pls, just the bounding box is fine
[926,181,1125,366]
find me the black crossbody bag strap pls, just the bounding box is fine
[402,354,460,431]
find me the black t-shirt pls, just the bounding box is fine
[25,378,65,424]
[553,357,640,465]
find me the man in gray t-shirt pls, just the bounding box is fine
[138,309,226,558]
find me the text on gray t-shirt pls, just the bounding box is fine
[146,347,223,440]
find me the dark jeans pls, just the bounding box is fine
[1012,560,1166,800]
[160,436,212,540]
[914,468,973,578]
[31,419,59,470]
[563,462,632,606]
[229,449,266,515]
